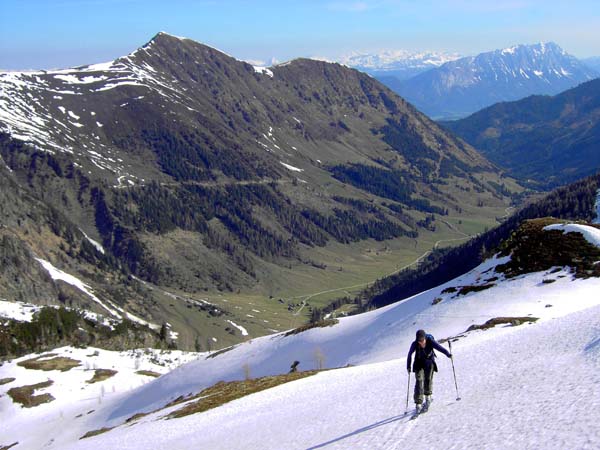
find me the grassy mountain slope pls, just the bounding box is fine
[443,78,600,189]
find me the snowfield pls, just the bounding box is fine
[0,347,200,450]
[2,249,600,449]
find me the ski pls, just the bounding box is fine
[410,398,432,419]
[422,397,433,412]
[410,406,424,419]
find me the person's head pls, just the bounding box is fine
[416,329,427,347]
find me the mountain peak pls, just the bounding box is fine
[497,41,564,57]
[134,31,236,63]
[150,31,189,43]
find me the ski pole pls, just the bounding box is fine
[448,340,461,401]
[405,371,411,413]
[405,370,411,414]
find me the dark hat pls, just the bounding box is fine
[416,329,426,341]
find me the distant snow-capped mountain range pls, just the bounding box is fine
[387,42,598,119]
[337,50,461,79]
[336,43,598,120]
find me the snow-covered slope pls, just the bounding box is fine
[68,301,600,450]
[3,220,600,449]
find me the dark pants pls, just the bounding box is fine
[414,362,434,405]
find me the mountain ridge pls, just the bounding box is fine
[442,77,600,189]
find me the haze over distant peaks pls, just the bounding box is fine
[582,56,600,73]
[444,77,600,189]
[337,49,461,81]
[339,49,461,71]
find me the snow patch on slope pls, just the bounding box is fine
[34,258,158,331]
[35,258,122,318]
[0,300,42,322]
[80,229,105,254]
[253,66,274,77]
[280,162,303,172]
[0,346,201,450]
[227,320,249,336]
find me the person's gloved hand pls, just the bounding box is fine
[448,353,453,358]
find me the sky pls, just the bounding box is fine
[1,0,599,70]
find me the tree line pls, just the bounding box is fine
[310,172,600,318]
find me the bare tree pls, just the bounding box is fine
[243,363,251,380]
[314,347,325,370]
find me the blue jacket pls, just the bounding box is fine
[407,335,451,372]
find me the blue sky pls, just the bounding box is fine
[1,0,599,70]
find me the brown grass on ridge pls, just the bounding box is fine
[87,369,118,384]
[18,356,81,372]
[0,442,19,450]
[168,370,321,419]
[80,427,114,440]
[284,319,339,337]
[135,370,161,378]
[467,316,539,332]
[7,380,55,408]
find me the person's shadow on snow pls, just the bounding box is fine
[305,414,406,449]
